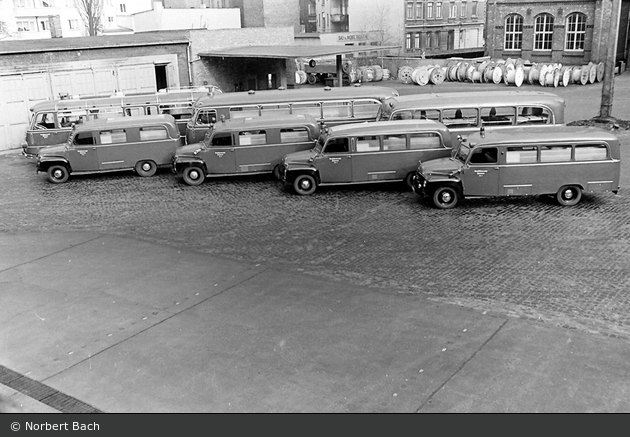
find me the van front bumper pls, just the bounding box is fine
[411,173,426,196]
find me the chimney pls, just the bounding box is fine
[49,15,62,38]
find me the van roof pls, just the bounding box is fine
[193,85,399,108]
[211,114,319,131]
[326,119,448,136]
[72,114,177,131]
[465,125,620,147]
[387,90,566,111]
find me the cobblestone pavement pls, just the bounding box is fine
[1,130,630,340]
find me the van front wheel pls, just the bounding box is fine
[135,160,157,177]
[556,185,582,206]
[47,164,69,184]
[432,185,459,209]
[293,174,317,195]
[182,166,205,186]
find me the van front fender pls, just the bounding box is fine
[36,157,69,172]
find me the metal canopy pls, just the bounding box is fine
[198,45,401,59]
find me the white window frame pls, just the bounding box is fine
[436,2,442,18]
[504,14,523,51]
[565,13,586,52]
[534,13,554,51]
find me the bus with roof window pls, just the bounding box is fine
[383,90,566,143]
[185,85,400,144]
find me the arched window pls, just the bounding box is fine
[565,12,586,51]
[534,13,554,51]
[504,14,523,50]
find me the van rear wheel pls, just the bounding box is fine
[293,174,317,196]
[556,185,582,206]
[182,166,205,186]
[135,160,157,177]
[432,185,459,209]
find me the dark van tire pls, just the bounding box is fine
[403,172,415,190]
[182,166,205,186]
[135,160,157,177]
[556,185,582,206]
[293,173,317,196]
[432,185,459,209]
[47,164,70,184]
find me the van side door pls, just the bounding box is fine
[67,131,99,171]
[205,131,237,175]
[461,146,500,196]
[234,129,270,173]
[97,128,130,171]
[314,137,353,184]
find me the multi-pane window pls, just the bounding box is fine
[449,2,457,18]
[436,2,442,18]
[427,2,433,19]
[406,33,412,49]
[471,1,478,16]
[534,13,554,50]
[68,19,79,29]
[120,3,126,13]
[565,13,586,51]
[460,1,467,18]
[415,1,423,19]
[406,2,414,19]
[16,20,35,31]
[504,14,523,50]
[415,33,420,48]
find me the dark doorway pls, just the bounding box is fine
[155,65,168,91]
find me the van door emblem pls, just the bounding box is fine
[215,151,226,157]
[41,134,50,138]
[78,150,88,156]
[474,169,487,177]
[330,157,342,164]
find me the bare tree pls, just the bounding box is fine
[75,0,103,36]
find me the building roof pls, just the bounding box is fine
[198,45,402,59]
[0,31,190,55]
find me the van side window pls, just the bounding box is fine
[518,107,550,124]
[260,104,291,116]
[100,129,127,144]
[34,112,56,129]
[196,110,216,125]
[239,130,267,145]
[230,105,260,119]
[124,107,144,117]
[540,145,571,162]
[211,132,233,146]
[352,100,381,119]
[322,101,352,119]
[280,128,310,143]
[323,137,350,154]
[575,144,608,161]
[442,108,478,128]
[409,133,442,149]
[506,146,538,163]
[481,107,515,126]
[413,109,440,121]
[356,135,380,152]
[140,126,168,141]
[469,147,498,164]
[160,104,193,120]
[58,110,86,127]
[383,134,406,150]
[292,102,321,118]
[392,110,413,120]
[74,132,94,145]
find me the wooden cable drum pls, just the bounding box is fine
[571,66,583,84]
[412,66,430,86]
[552,69,561,87]
[527,64,540,85]
[307,73,317,85]
[596,62,605,82]
[348,68,359,83]
[429,66,445,85]
[538,64,549,86]
[502,62,514,84]
[588,62,597,84]
[542,69,555,87]
[579,65,590,85]
[382,68,391,80]
[505,64,524,86]
[295,70,308,85]
[449,63,460,81]
[370,65,384,81]
[342,60,353,74]
[398,66,414,84]
[492,63,504,84]
[465,64,476,82]
[483,62,496,83]
[559,66,572,87]
[457,62,470,81]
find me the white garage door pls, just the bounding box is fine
[0,73,49,151]
[117,65,157,94]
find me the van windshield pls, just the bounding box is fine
[455,141,472,162]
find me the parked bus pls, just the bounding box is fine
[23,86,218,158]
[185,85,400,144]
[383,90,566,142]
[412,125,621,209]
